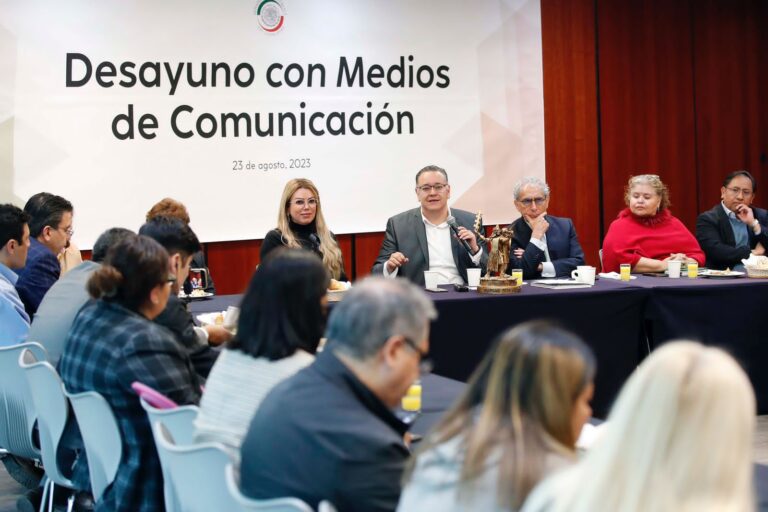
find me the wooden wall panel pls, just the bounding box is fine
[205,240,261,295]
[693,0,768,208]
[354,232,386,280]
[597,0,698,231]
[335,234,354,280]
[540,0,601,266]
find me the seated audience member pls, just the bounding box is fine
[696,170,768,269]
[139,216,231,378]
[601,175,704,273]
[509,177,585,279]
[59,234,202,512]
[146,197,216,293]
[240,277,437,511]
[29,227,134,364]
[15,192,74,316]
[398,321,595,512]
[0,204,31,345]
[261,178,348,282]
[194,249,328,460]
[372,165,487,286]
[521,342,755,512]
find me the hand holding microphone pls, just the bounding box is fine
[447,216,479,255]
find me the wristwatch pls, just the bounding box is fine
[752,220,760,228]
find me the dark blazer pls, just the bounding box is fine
[371,208,487,286]
[509,215,585,279]
[240,350,409,512]
[15,237,61,316]
[696,204,768,269]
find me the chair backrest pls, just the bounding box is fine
[225,464,314,512]
[19,354,74,489]
[0,342,47,460]
[65,390,122,501]
[131,381,178,409]
[143,402,199,512]
[153,421,239,512]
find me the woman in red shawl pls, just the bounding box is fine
[602,175,705,273]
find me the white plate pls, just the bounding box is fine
[197,312,225,327]
[179,290,214,300]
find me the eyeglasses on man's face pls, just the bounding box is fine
[402,336,433,375]
[416,184,449,194]
[55,226,74,237]
[518,196,547,207]
[291,198,318,208]
[725,187,753,198]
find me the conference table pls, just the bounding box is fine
[189,274,768,417]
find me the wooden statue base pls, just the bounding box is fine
[477,275,521,294]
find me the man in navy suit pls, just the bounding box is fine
[15,192,74,316]
[509,177,585,280]
[696,170,768,270]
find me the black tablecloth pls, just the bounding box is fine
[189,279,647,418]
[423,280,648,418]
[630,275,768,413]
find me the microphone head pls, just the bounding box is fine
[446,215,458,227]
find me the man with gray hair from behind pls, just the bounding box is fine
[240,277,437,512]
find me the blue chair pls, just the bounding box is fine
[224,463,317,512]
[141,398,199,511]
[65,390,122,502]
[154,421,314,512]
[20,354,77,512]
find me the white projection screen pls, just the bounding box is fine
[0,0,545,248]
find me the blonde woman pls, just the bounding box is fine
[261,178,347,281]
[521,341,755,512]
[397,321,596,512]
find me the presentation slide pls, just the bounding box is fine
[0,0,545,248]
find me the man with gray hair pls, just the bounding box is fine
[240,277,436,512]
[510,177,585,279]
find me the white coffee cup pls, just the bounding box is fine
[466,268,481,289]
[424,271,440,290]
[667,260,682,278]
[571,266,596,285]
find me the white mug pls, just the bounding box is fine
[571,266,596,285]
[466,268,482,289]
[667,260,682,278]
[424,271,440,290]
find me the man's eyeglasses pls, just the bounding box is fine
[403,336,433,375]
[518,197,547,207]
[725,187,753,197]
[57,226,74,237]
[291,198,318,207]
[416,184,448,194]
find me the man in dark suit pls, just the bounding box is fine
[240,277,436,512]
[372,165,486,286]
[509,177,585,279]
[15,192,74,316]
[696,170,768,270]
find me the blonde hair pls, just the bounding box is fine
[523,341,755,512]
[404,322,595,509]
[625,174,671,211]
[276,179,344,279]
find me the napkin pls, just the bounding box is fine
[599,272,637,280]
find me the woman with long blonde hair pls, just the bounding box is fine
[261,178,347,281]
[521,341,755,512]
[398,321,596,511]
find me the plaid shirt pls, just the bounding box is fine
[59,300,202,512]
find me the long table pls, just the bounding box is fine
[189,278,648,418]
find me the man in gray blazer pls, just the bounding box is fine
[372,165,486,286]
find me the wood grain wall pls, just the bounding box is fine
[205,0,768,294]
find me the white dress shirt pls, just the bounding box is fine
[527,225,556,277]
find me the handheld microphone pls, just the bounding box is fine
[446,216,474,255]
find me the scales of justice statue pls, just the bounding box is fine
[473,213,521,294]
